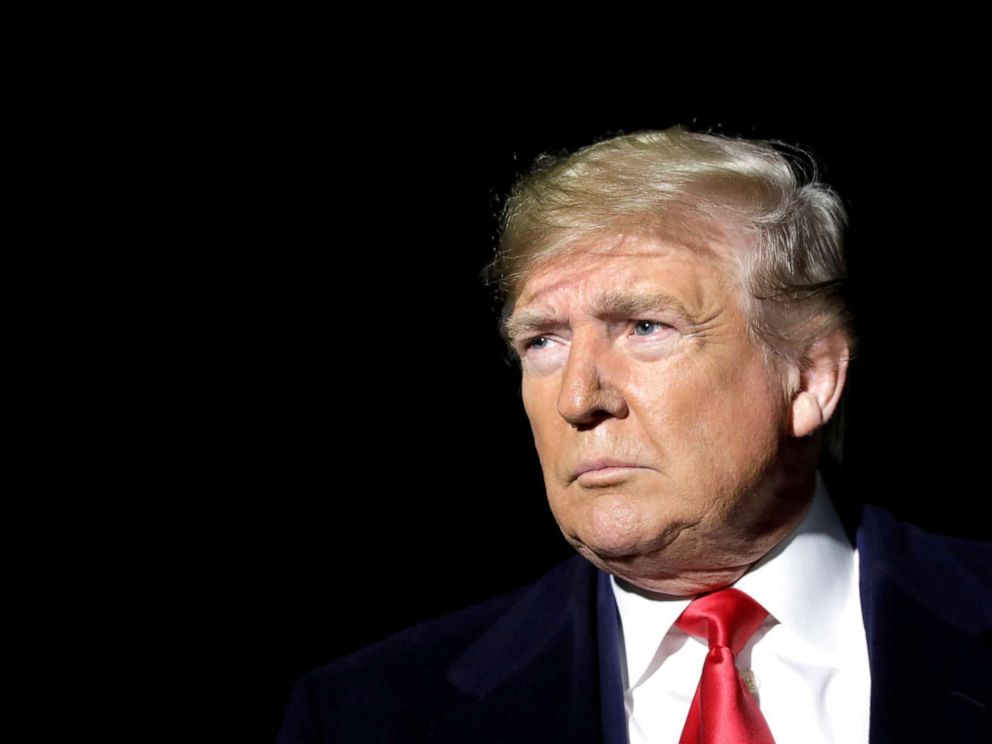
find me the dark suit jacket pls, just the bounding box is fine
[277,500,991,743]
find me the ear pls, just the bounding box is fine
[788,327,850,438]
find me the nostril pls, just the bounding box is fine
[557,386,628,427]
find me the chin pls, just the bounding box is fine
[568,492,652,549]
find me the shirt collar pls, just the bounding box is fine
[610,468,857,689]
[732,468,858,657]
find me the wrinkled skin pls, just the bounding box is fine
[509,225,842,596]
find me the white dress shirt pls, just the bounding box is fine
[610,469,871,744]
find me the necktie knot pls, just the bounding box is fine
[675,587,769,655]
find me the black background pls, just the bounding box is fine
[165,100,989,741]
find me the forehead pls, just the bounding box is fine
[512,224,743,316]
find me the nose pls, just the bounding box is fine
[556,329,628,427]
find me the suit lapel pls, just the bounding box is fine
[596,568,630,744]
[430,555,608,743]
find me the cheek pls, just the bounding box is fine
[521,377,547,426]
[722,357,785,432]
[694,361,786,477]
[631,354,782,469]
[522,380,560,467]
[628,363,710,445]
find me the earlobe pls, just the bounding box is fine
[790,391,824,438]
[788,328,850,439]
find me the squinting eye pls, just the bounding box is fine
[523,336,549,350]
[633,321,668,336]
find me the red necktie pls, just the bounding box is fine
[675,588,775,744]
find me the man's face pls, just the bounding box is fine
[508,223,797,596]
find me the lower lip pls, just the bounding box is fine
[577,466,644,486]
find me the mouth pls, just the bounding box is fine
[572,458,648,486]
[576,466,647,486]
[573,458,643,476]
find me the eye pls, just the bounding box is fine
[522,335,550,350]
[633,320,669,336]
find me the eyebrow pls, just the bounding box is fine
[504,289,696,344]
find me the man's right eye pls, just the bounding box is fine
[523,336,550,350]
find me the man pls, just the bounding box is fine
[277,127,991,743]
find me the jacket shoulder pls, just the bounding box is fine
[858,502,992,635]
[276,554,596,743]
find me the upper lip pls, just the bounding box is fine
[572,458,644,478]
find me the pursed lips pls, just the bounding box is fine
[571,457,645,480]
